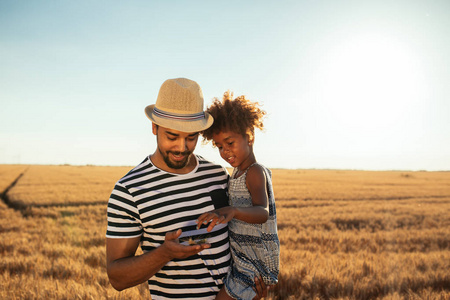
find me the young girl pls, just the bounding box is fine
[197,91,279,300]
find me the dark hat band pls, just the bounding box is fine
[153,107,205,121]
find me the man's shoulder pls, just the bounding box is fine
[116,156,155,185]
[195,154,220,166]
[195,155,228,174]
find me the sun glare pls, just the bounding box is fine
[317,33,424,132]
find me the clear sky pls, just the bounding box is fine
[1,0,449,171]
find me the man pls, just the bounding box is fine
[106,78,268,299]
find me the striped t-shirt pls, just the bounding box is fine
[106,155,231,299]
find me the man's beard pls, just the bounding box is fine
[159,148,192,169]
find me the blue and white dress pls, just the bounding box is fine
[224,163,280,300]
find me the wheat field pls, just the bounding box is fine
[0,165,449,299]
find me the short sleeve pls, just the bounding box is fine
[106,182,143,238]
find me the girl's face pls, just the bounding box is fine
[212,131,254,169]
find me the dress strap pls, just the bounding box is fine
[232,162,259,179]
[244,162,259,174]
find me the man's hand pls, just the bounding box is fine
[161,229,211,260]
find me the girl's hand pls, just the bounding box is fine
[196,207,235,232]
[252,276,269,300]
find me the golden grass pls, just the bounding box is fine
[272,169,450,201]
[1,165,449,299]
[0,201,148,299]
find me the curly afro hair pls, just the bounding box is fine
[202,91,266,143]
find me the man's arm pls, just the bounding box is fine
[106,229,211,291]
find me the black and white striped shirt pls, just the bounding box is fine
[106,155,230,299]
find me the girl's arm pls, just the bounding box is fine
[197,165,269,231]
[236,164,269,223]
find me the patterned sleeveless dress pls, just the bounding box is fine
[224,163,280,300]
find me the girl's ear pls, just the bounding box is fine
[247,132,254,146]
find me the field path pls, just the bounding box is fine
[0,167,28,211]
[1,166,111,213]
[2,165,131,208]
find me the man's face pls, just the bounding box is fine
[153,124,199,170]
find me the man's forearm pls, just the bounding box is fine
[107,245,171,291]
[107,229,210,291]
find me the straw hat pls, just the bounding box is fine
[145,78,214,132]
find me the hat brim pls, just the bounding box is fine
[145,105,214,133]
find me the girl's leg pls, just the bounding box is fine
[215,285,234,300]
